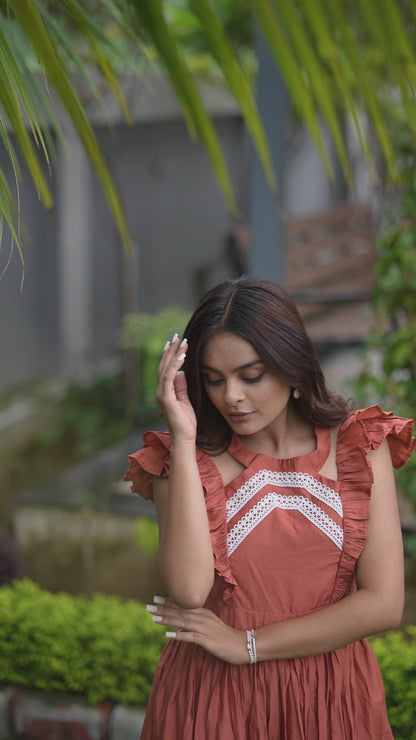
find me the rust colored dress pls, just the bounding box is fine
[125,406,415,739]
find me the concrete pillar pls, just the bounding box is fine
[57,124,93,380]
[248,28,288,283]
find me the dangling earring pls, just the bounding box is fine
[293,388,301,399]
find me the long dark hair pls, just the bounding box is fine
[183,277,352,451]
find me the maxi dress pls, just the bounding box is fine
[125,405,415,740]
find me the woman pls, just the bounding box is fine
[125,277,415,739]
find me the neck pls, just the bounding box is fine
[238,407,315,459]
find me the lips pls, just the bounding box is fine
[228,411,254,423]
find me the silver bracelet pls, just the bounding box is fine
[246,628,257,664]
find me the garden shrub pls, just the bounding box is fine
[371,627,416,740]
[1,579,415,737]
[0,579,165,706]
[353,121,416,509]
[120,305,190,412]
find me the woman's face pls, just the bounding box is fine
[200,332,291,437]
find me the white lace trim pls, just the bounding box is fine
[227,492,344,556]
[226,469,342,522]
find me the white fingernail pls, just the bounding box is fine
[180,338,187,348]
[163,340,170,351]
[166,631,177,638]
[175,371,184,378]
[177,353,186,362]
[171,333,178,343]
[152,615,163,623]
[153,595,166,605]
[146,604,158,613]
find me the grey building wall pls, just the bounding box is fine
[0,73,354,399]
[0,107,246,396]
[0,144,60,392]
[92,115,246,319]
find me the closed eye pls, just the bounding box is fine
[243,373,264,384]
[204,377,223,386]
[204,372,265,387]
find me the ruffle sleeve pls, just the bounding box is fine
[333,405,415,601]
[124,431,237,600]
[125,431,171,501]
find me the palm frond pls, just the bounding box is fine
[297,0,370,164]
[250,0,333,176]
[356,0,416,122]
[190,0,276,190]
[275,0,352,181]
[9,0,132,247]
[48,0,132,123]
[0,102,24,267]
[324,0,397,179]
[131,0,237,211]
[0,20,53,206]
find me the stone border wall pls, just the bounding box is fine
[0,687,145,740]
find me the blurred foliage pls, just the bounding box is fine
[120,304,190,412]
[9,0,253,76]
[370,627,416,739]
[403,532,416,561]
[134,517,159,558]
[0,578,165,705]
[4,374,132,489]
[353,115,416,508]
[147,0,254,78]
[3,1,416,263]
[5,0,142,72]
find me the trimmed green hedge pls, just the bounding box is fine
[0,579,415,738]
[0,579,165,706]
[370,627,416,740]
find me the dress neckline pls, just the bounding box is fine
[227,425,331,473]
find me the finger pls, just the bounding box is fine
[146,606,212,637]
[165,630,202,645]
[158,336,176,375]
[153,594,169,605]
[158,336,186,378]
[153,595,177,608]
[174,370,188,400]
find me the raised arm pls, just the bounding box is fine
[148,438,405,663]
[153,336,215,609]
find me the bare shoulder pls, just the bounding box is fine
[367,439,395,492]
[207,450,245,487]
[318,424,340,480]
[367,437,392,464]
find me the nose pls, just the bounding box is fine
[223,379,245,407]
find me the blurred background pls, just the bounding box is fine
[0,0,415,657]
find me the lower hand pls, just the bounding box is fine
[146,598,248,665]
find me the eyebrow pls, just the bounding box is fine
[201,360,263,373]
